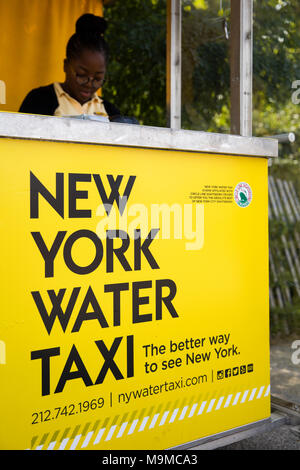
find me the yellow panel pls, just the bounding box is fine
[0,138,270,450]
[0,0,103,112]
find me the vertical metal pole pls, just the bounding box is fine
[167,0,182,129]
[230,0,253,136]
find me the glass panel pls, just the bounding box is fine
[104,0,167,127]
[181,0,230,132]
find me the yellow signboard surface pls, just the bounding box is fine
[0,138,270,450]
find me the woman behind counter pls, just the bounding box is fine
[19,14,120,120]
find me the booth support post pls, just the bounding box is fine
[167,0,182,129]
[230,0,253,136]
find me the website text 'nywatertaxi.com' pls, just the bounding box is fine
[117,374,207,405]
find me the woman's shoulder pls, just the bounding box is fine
[19,84,58,115]
[21,84,57,101]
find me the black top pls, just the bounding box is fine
[18,84,120,118]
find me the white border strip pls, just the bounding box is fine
[30,384,270,450]
[0,113,278,157]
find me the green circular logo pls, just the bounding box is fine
[234,182,252,207]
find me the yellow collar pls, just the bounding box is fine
[54,82,102,104]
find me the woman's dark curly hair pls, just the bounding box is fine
[66,13,109,63]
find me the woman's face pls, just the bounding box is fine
[63,49,106,105]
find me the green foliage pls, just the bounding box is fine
[270,159,300,195]
[103,0,166,126]
[252,0,300,172]
[181,0,300,136]
[270,307,300,336]
[253,0,300,108]
[103,0,300,140]
[181,0,230,131]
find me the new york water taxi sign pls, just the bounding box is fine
[0,137,270,450]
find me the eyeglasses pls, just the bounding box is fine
[70,65,106,88]
[75,75,106,88]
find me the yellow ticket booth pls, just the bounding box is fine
[0,0,280,451]
[0,114,277,450]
